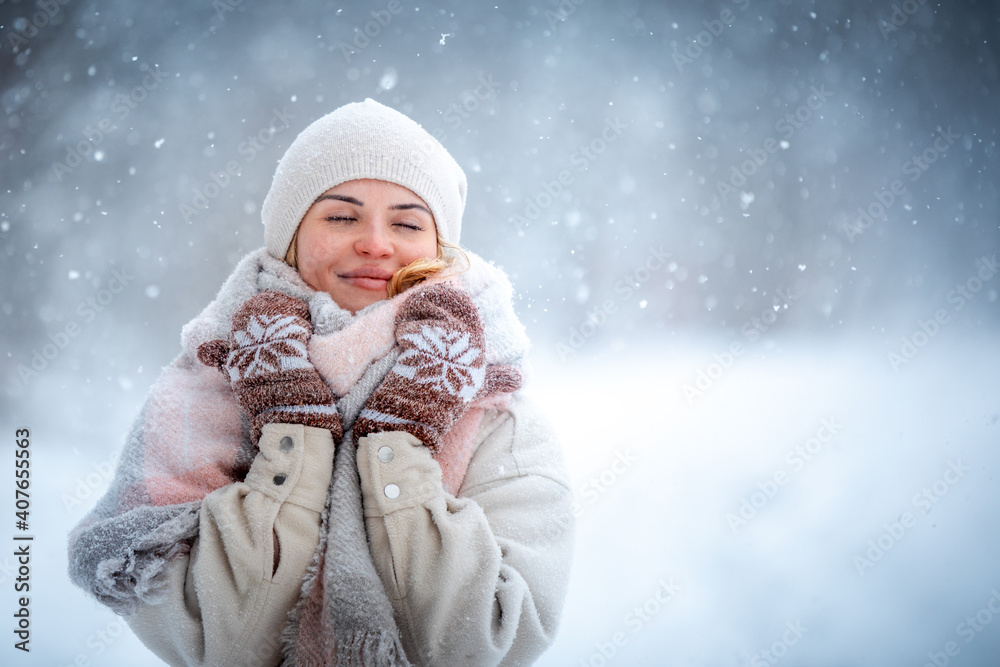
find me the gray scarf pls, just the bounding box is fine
[67,248,528,666]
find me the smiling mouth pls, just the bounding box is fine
[340,268,394,279]
[339,269,393,291]
[342,276,388,289]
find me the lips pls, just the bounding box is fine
[339,267,394,291]
[340,267,395,280]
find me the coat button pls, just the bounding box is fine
[273,474,287,486]
[377,446,394,463]
[384,484,400,499]
[279,437,294,452]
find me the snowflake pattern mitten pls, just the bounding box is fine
[197,290,343,444]
[354,284,486,452]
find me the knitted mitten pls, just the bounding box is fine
[197,290,343,444]
[354,284,486,452]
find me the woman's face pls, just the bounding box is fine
[295,179,438,313]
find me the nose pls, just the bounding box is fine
[354,220,392,257]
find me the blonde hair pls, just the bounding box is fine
[283,228,468,299]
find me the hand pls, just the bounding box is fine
[197,290,343,444]
[354,284,487,452]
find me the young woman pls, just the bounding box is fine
[68,99,574,666]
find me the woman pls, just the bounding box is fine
[68,99,574,666]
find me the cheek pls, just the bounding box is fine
[411,234,439,261]
[298,227,338,268]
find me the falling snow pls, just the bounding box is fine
[1,1,998,665]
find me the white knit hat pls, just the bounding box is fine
[262,98,468,258]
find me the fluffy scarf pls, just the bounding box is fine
[67,247,529,665]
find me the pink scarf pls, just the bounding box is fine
[69,247,528,666]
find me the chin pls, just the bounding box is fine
[338,293,381,314]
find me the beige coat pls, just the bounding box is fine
[126,394,574,666]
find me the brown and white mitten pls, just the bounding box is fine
[354,284,486,452]
[197,290,343,444]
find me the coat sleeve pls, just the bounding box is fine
[124,423,334,667]
[356,394,575,666]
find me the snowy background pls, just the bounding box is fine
[2,0,999,665]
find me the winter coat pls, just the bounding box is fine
[70,248,575,666]
[123,396,574,666]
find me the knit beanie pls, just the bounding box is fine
[262,98,467,259]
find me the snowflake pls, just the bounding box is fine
[227,314,310,381]
[396,325,485,400]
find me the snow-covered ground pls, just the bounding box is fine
[531,334,1000,666]
[4,333,999,665]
